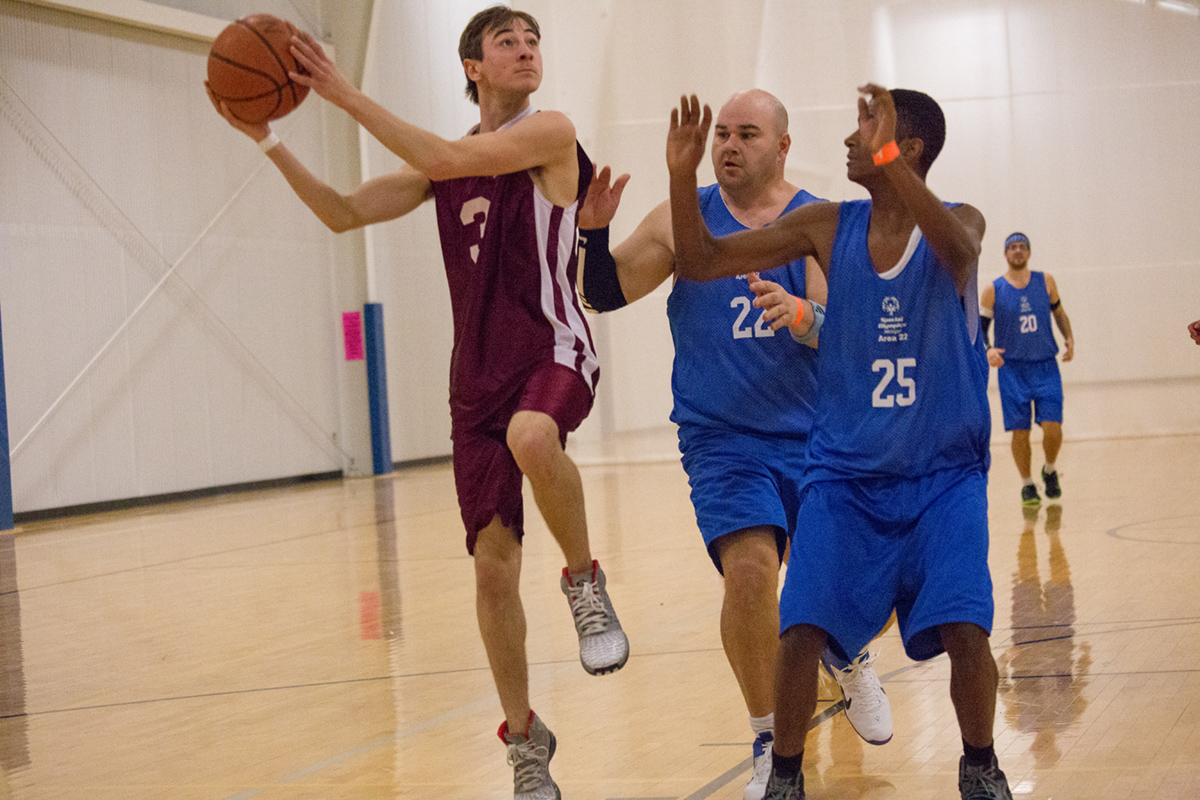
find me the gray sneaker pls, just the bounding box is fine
[959,755,1013,800]
[499,712,560,800]
[763,766,805,800]
[561,560,629,675]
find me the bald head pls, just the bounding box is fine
[720,89,789,137]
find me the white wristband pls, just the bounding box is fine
[258,131,281,153]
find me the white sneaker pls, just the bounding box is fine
[499,712,561,800]
[561,560,629,675]
[826,649,893,745]
[744,730,773,800]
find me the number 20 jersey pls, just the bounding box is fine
[992,271,1057,361]
[805,199,990,482]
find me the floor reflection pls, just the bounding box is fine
[0,532,29,780]
[997,504,1091,768]
[374,477,403,645]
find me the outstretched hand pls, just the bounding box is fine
[857,83,897,154]
[288,31,355,106]
[748,272,800,331]
[667,95,711,177]
[205,81,270,141]
[578,165,631,230]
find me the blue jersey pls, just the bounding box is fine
[806,200,990,481]
[992,271,1058,361]
[668,184,823,438]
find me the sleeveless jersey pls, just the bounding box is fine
[992,271,1058,361]
[430,112,597,427]
[805,199,990,481]
[668,184,823,438]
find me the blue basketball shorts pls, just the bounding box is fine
[779,467,994,661]
[998,358,1063,430]
[677,424,806,574]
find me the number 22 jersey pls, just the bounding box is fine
[805,199,990,482]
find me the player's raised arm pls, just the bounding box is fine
[287,31,575,183]
[858,84,984,292]
[668,96,825,282]
[206,84,431,232]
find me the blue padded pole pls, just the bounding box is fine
[362,303,392,475]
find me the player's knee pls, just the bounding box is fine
[506,412,562,478]
[939,623,995,667]
[473,523,521,600]
[474,550,520,602]
[780,623,827,664]
[719,532,779,598]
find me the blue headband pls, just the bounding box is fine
[1005,232,1030,250]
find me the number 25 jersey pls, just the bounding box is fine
[805,199,990,482]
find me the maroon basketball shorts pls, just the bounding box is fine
[452,362,594,554]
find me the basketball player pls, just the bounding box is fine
[980,233,1074,506]
[1190,319,1200,345]
[665,86,1012,799]
[576,89,891,800]
[208,7,626,799]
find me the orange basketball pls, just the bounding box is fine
[207,15,310,124]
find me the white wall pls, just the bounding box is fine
[0,0,352,513]
[3,0,1198,513]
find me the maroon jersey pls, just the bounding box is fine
[430,113,598,427]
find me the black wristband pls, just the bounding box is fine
[578,226,627,313]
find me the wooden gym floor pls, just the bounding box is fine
[1,432,1199,799]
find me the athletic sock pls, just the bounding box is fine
[750,713,774,736]
[962,739,995,767]
[771,749,804,779]
[1044,462,1057,475]
[1022,476,1036,487]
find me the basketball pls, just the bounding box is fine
[207,15,309,124]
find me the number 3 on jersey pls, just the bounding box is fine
[871,358,916,408]
[730,296,773,339]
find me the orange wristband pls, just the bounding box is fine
[873,140,900,166]
[789,295,807,328]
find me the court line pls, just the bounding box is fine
[0,648,732,719]
[679,702,845,800]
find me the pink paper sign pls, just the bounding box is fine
[342,311,365,361]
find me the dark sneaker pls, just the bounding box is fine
[561,560,629,675]
[1042,467,1061,499]
[499,712,560,800]
[959,755,1013,800]
[1021,484,1041,506]
[764,765,805,800]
